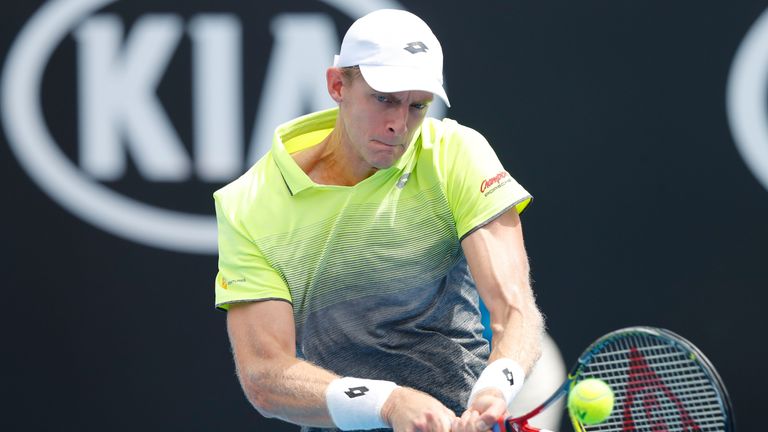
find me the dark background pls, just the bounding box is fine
[1,1,765,430]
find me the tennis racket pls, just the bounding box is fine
[493,326,733,431]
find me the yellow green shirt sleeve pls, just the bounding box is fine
[213,184,292,310]
[438,120,532,240]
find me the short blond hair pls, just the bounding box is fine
[341,65,361,83]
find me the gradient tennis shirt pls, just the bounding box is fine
[214,107,531,418]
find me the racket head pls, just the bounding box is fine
[568,326,734,431]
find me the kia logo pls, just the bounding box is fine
[2,0,447,254]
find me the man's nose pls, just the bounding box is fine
[386,104,409,136]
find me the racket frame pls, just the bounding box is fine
[493,326,734,432]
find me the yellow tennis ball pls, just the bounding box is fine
[568,378,615,425]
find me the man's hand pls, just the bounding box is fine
[452,388,507,432]
[380,387,457,432]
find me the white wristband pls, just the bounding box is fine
[468,358,526,408]
[325,377,399,430]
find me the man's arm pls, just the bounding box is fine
[454,208,544,431]
[462,209,543,370]
[227,300,338,427]
[227,300,457,431]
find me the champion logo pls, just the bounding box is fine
[344,386,370,398]
[480,171,510,193]
[404,41,428,54]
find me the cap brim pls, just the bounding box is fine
[359,65,450,107]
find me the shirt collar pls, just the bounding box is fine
[272,107,420,195]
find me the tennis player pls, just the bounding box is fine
[214,9,544,432]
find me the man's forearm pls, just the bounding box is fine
[461,209,545,373]
[487,287,544,372]
[237,358,454,431]
[237,356,339,427]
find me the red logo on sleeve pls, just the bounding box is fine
[480,171,510,193]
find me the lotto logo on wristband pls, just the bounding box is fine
[344,386,370,398]
[327,378,398,430]
[468,359,526,407]
[503,368,515,386]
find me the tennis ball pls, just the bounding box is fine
[567,378,614,425]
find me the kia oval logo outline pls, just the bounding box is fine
[1,0,407,254]
[727,7,768,194]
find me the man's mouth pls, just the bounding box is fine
[371,139,399,147]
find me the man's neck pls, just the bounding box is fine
[292,127,377,187]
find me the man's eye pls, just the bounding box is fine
[375,95,390,103]
[411,103,427,110]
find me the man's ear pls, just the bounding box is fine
[326,67,344,103]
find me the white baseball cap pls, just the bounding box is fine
[333,9,450,107]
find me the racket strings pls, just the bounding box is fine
[577,333,727,431]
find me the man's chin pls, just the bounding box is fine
[371,162,395,170]
[368,153,403,170]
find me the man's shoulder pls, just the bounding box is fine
[213,153,279,215]
[420,117,486,150]
[417,117,491,173]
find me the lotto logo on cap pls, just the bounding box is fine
[333,9,450,107]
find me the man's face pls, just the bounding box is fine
[337,75,433,170]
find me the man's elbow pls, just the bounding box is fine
[239,368,280,418]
